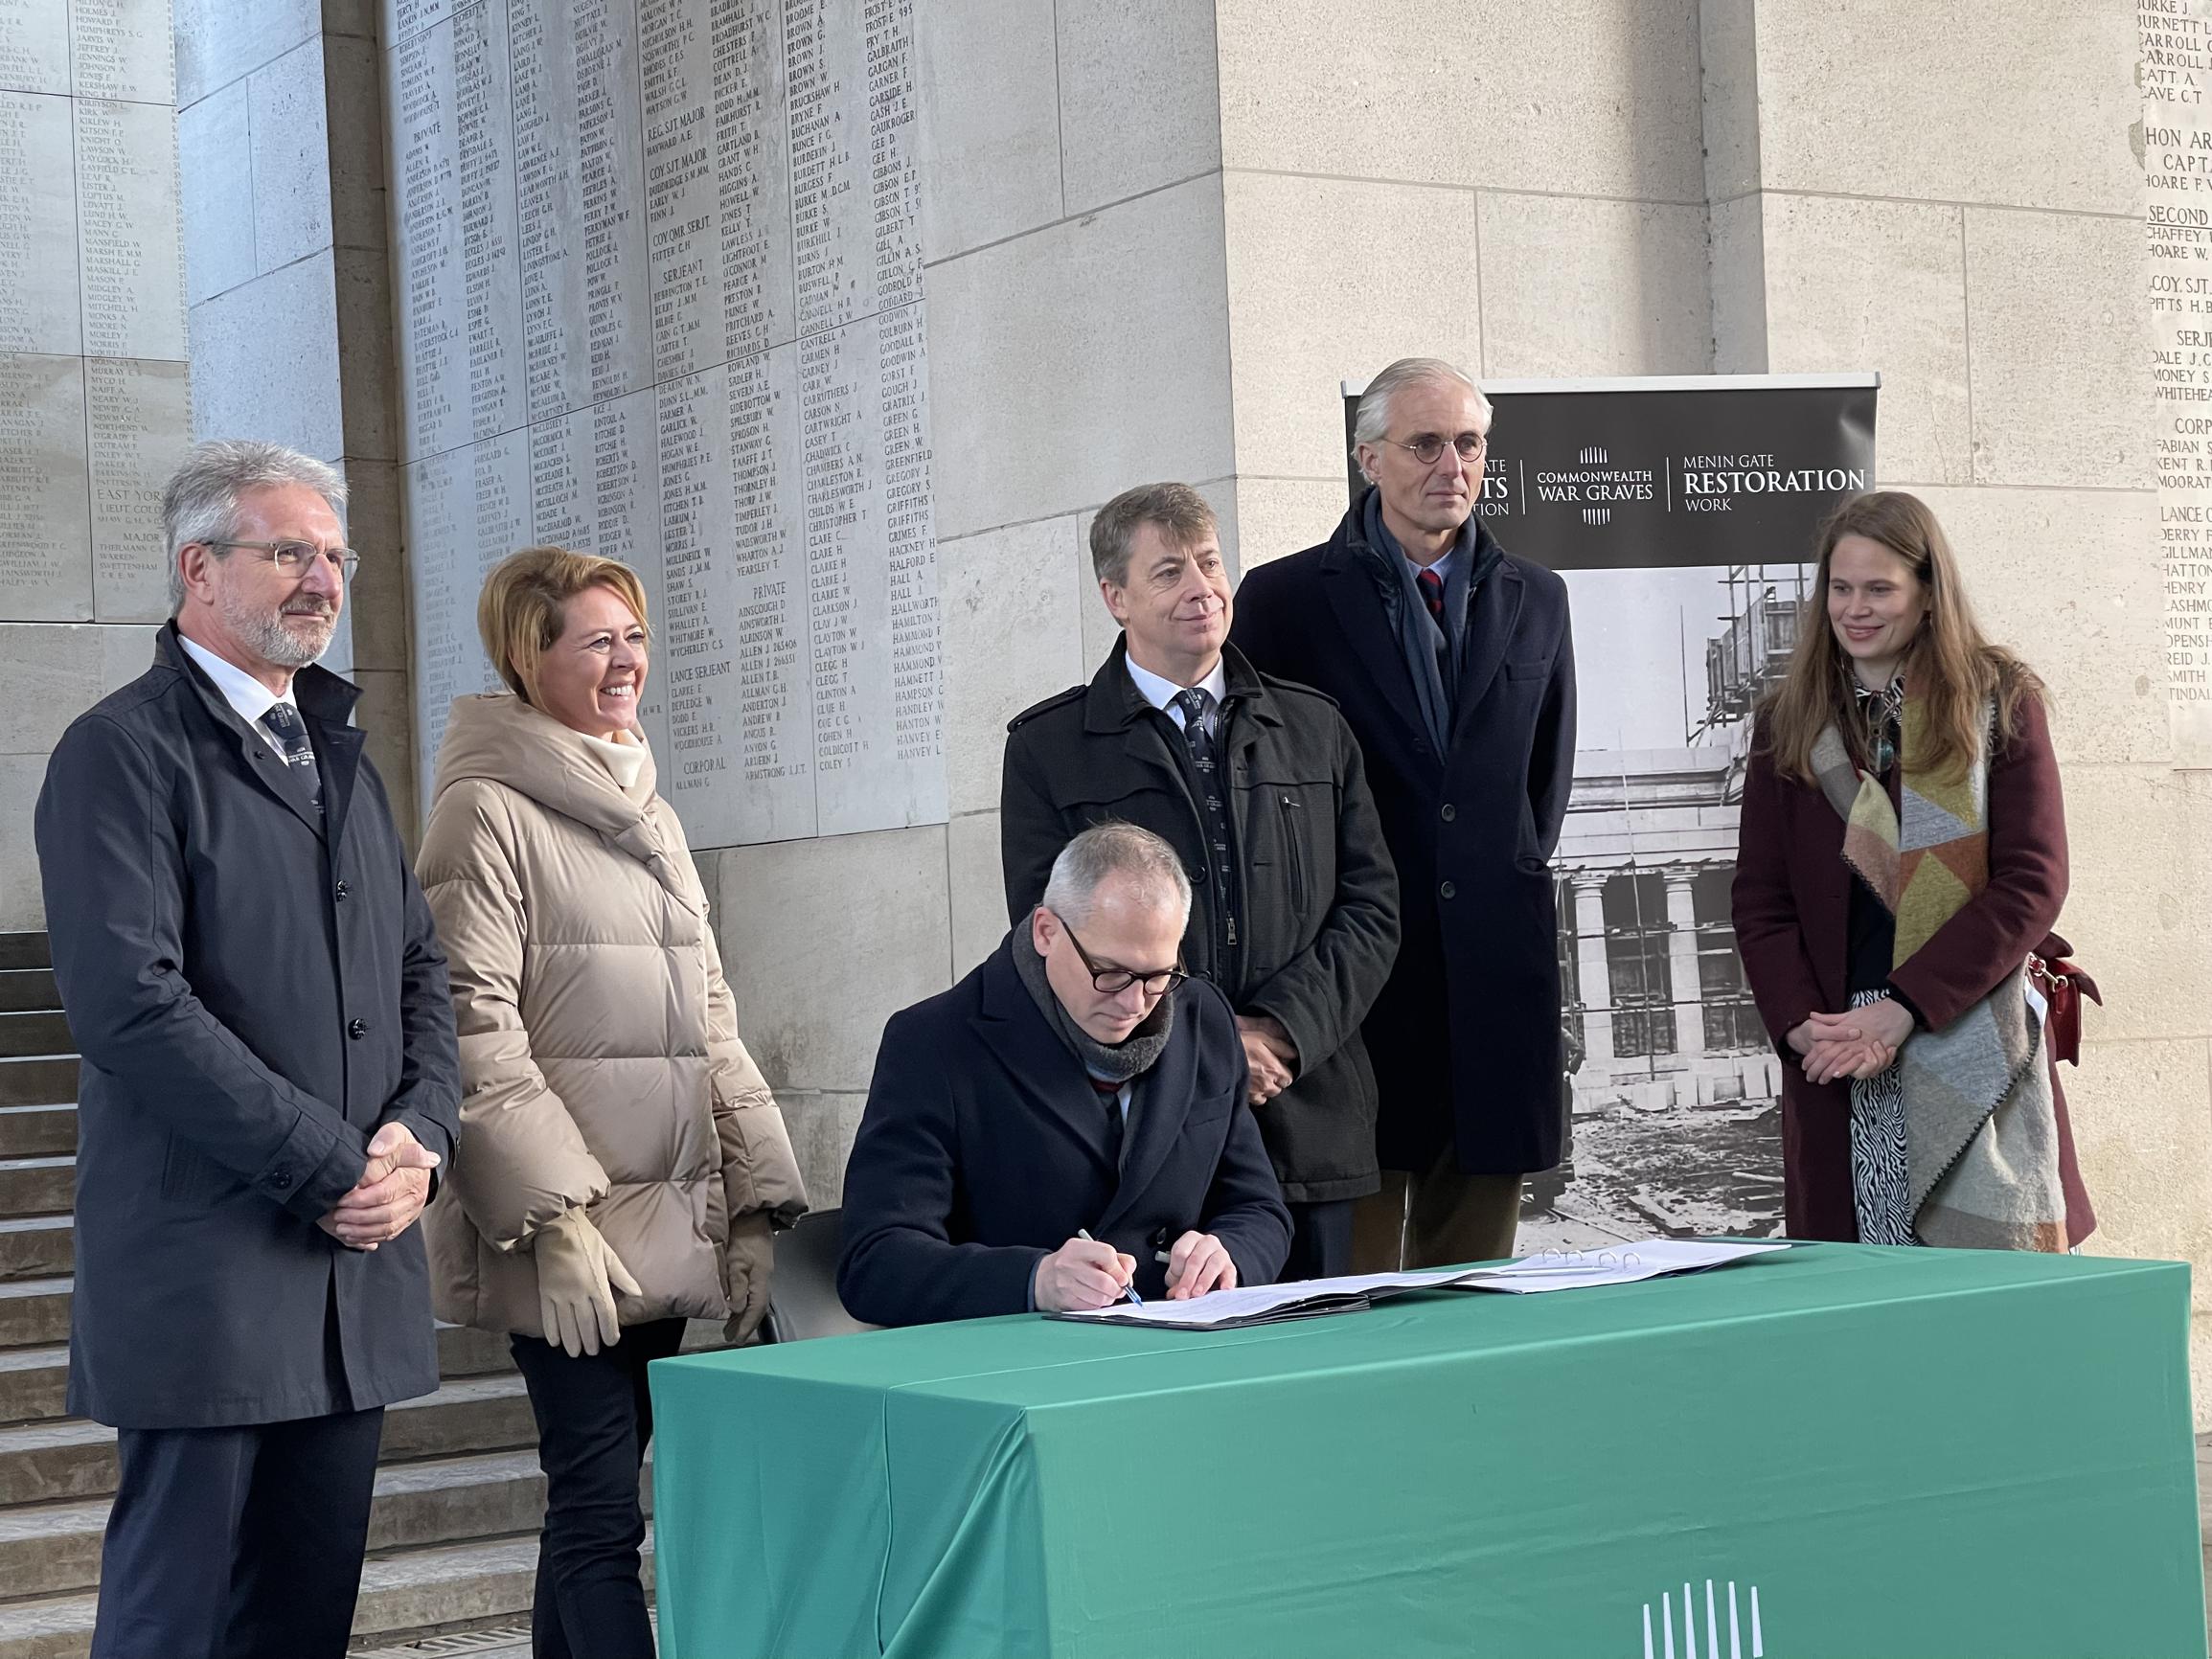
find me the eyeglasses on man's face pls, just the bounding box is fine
[206,539,362,581]
[1380,432,1487,466]
[1057,916,1188,998]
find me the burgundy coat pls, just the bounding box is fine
[1730,693,2094,1245]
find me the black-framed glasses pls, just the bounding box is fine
[206,539,362,580]
[1058,917,1187,997]
[1380,433,1487,466]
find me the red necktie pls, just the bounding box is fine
[1417,567,1446,629]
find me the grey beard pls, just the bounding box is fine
[224,590,334,668]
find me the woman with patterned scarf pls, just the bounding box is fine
[1731,490,2096,1251]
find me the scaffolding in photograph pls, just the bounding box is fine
[1693,562,1812,744]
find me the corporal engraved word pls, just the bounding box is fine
[1641,1579,1763,1659]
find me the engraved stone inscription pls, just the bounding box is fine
[0,1,69,96]
[87,355,189,621]
[0,352,91,620]
[75,97,187,361]
[2142,0,2212,766]
[70,0,173,104]
[0,91,82,355]
[391,0,946,834]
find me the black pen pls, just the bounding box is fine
[1077,1229,1142,1306]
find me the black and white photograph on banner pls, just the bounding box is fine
[1346,375,1879,1252]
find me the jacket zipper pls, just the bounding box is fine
[1279,792,1307,914]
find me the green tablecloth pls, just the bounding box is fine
[650,1243,2202,1657]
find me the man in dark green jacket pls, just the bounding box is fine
[1000,483,1399,1278]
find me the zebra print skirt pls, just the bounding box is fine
[1848,988,1920,1247]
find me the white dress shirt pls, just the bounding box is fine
[1407,544,1455,587]
[1124,653,1229,738]
[177,633,298,757]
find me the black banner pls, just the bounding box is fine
[1342,375,1878,570]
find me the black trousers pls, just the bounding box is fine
[1280,1198,1356,1281]
[91,1406,385,1659]
[511,1318,688,1659]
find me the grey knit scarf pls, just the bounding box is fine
[1010,926,1175,1083]
[1357,489,1500,752]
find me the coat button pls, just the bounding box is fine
[334,879,350,901]
[348,1017,367,1039]
[1440,880,1457,899]
[1440,803,1456,822]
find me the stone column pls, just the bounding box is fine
[174,0,410,831]
[1663,868,1706,1060]
[1569,871,1616,1068]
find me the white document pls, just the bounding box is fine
[1048,1267,1486,1329]
[1449,1238,1788,1294]
[1046,1240,1788,1328]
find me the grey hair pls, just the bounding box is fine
[1351,357,1493,461]
[1040,822,1193,928]
[163,441,348,612]
[1088,482,1217,589]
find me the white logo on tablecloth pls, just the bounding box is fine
[1641,1579,1763,1658]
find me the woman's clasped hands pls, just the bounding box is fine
[1789,996,1915,1085]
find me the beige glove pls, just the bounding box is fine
[534,1209,641,1358]
[721,1211,775,1347]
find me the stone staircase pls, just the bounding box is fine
[0,930,665,1657]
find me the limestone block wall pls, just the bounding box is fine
[709,0,1236,1203]
[1701,0,2212,1392]
[0,0,189,929]
[1214,0,1716,560]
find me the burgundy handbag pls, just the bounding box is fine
[2028,932,2101,1067]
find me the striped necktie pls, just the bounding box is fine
[258,702,322,812]
[1174,687,1240,960]
[1416,566,1447,630]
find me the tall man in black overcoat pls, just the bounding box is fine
[1231,358,1577,1269]
[34,441,462,1657]
[1000,482,1398,1279]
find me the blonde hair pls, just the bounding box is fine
[1759,490,2040,785]
[477,546,652,705]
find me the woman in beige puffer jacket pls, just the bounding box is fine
[418,546,805,1655]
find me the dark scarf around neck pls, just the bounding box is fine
[1356,489,1501,750]
[1010,925,1175,1083]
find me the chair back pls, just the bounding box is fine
[762,1207,877,1343]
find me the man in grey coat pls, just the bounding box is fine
[34,441,462,1657]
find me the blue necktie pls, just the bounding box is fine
[1175,687,1239,961]
[258,702,322,813]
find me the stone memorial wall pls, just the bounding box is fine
[2143,0,2212,768]
[0,0,187,627]
[386,0,946,842]
[0,0,187,930]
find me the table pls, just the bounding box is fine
[650,1243,2203,1657]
